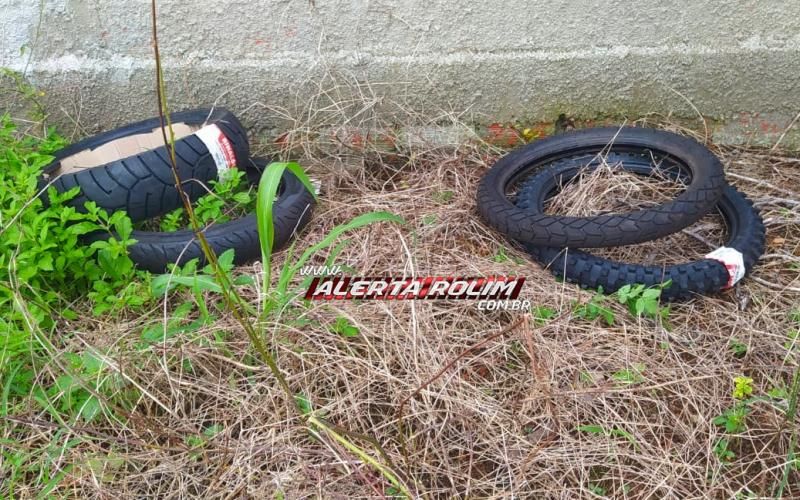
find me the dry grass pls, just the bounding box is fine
[542,157,728,266]
[5,76,800,498]
[544,160,687,218]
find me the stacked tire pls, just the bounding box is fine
[40,108,315,272]
[476,127,765,300]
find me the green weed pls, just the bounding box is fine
[152,169,255,232]
[712,375,757,465]
[492,246,525,265]
[185,424,224,460]
[421,214,437,225]
[0,115,143,421]
[255,161,403,315]
[616,281,670,321]
[431,190,454,204]
[331,316,360,338]
[611,363,646,386]
[713,405,749,434]
[253,161,410,495]
[713,438,736,462]
[572,283,671,327]
[572,289,615,325]
[532,305,556,325]
[729,339,748,357]
[733,376,754,400]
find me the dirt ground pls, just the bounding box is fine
[8,109,800,498]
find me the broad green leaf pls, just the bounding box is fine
[279,211,404,299]
[295,392,313,415]
[642,288,661,300]
[233,275,255,286]
[151,274,222,296]
[232,192,251,204]
[257,164,287,279]
[79,395,102,421]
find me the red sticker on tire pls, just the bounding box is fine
[705,247,745,289]
[195,124,237,176]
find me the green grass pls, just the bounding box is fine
[0,114,149,496]
[0,114,143,418]
[252,160,411,495]
[0,110,412,496]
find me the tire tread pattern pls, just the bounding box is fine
[41,108,249,223]
[514,162,766,301]
[121,162,315,273]
[477,127,727,248]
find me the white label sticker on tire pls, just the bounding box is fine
[195,124,237,178]
[705,247,745,289]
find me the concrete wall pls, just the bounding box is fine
[2,0,799,144]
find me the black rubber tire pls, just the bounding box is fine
[111,158,315,273]
[39,108,249,223]
[515,154,766,301]
[477,127,726,248]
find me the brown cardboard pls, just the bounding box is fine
[57,122,199,174]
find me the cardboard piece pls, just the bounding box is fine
[57,122,199,174]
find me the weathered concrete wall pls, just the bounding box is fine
[1,0,799,144]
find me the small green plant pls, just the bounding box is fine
[139,301,214,347]
[185,424,224,460]
[432,190,454,204]
[146,249,254,346]
[153,169,254,231]
[588,483,607,496]
[151,248,253,297]
[615,281,670,320]
[713,404,749,433]
[611,363,646,386]
[733,376,754,400]
[785,329,799,352]
[331,316,360,337]
[84,204,151,315]
[256,162,403,316]
[768,384,788,399]
[421,214,437,225]
[158,208,184,232]
[713,375,758,464]
[492,246,510,263]
[573,290,615,325]
[713,438,736,462]
[294,393,313,415]
[714,375,754,432]
[492,246,525,265]
[532,305,556,326]
[32,350,129,423]
[195,169,253,225]
[729,338,748,357]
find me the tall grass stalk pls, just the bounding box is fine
[149,1,411,495]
